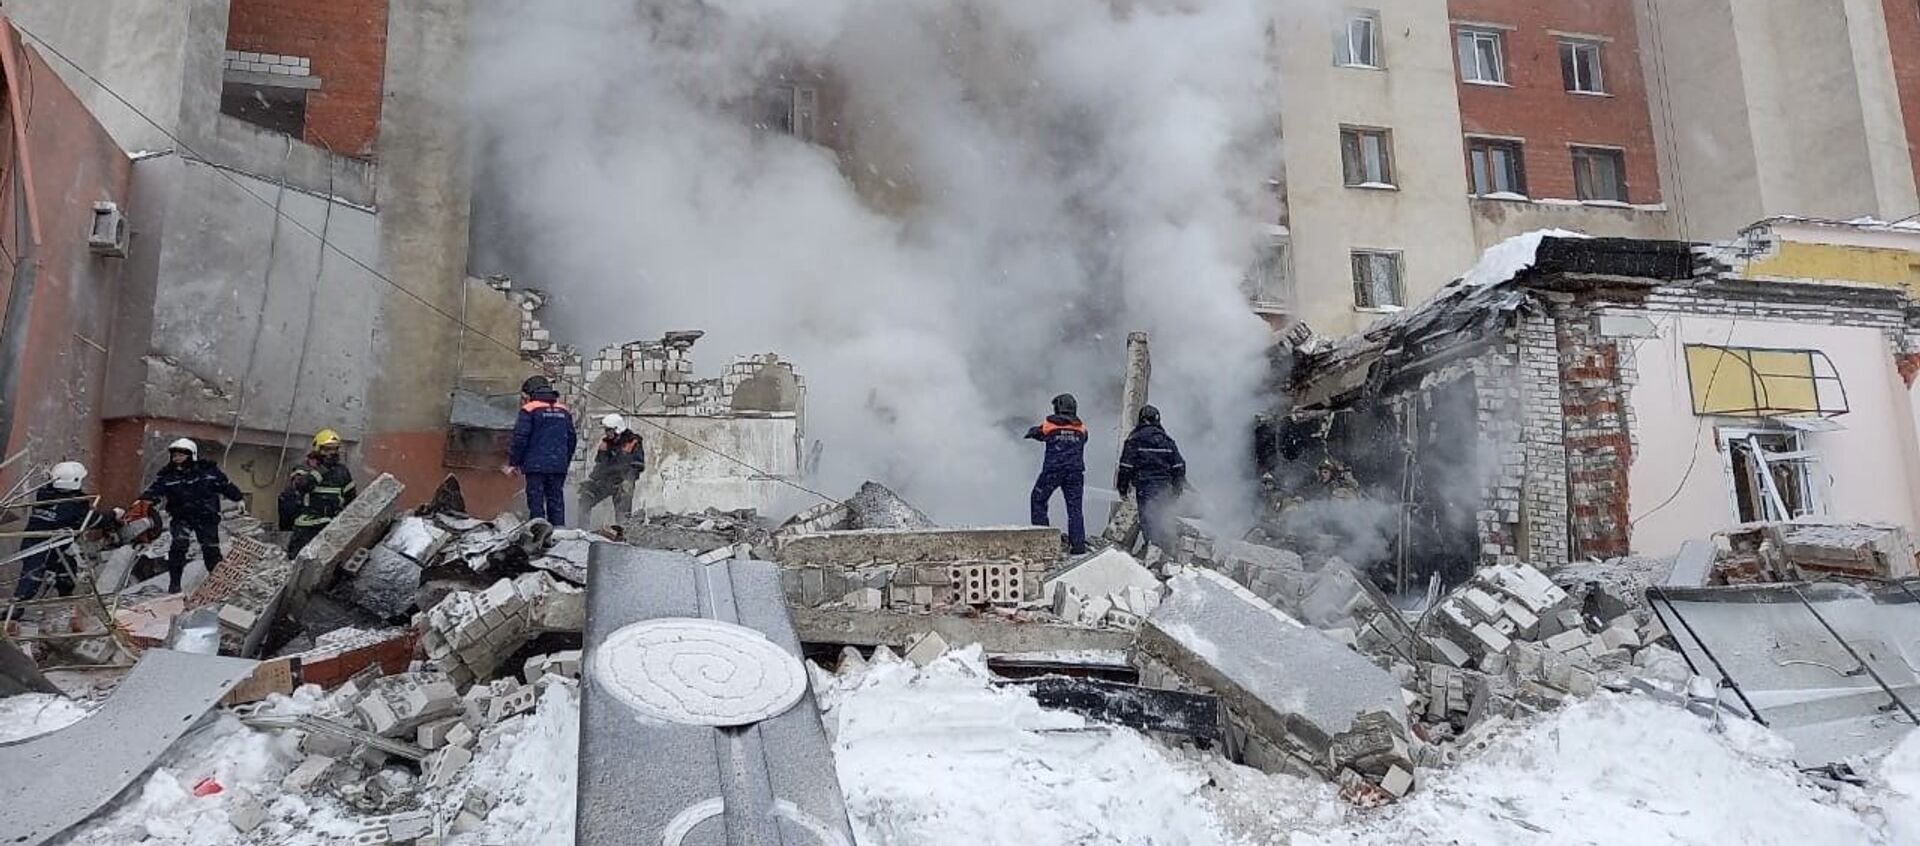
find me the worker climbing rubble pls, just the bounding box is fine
[507,374,577,527]
[578,413,645,526]
[9,461,113,600]
[1027,392,1090,555]
[282,428,359,556]
[1117,404,1187,553]
[137,438,244,593]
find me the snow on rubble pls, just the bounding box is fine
[817,646,1339,846]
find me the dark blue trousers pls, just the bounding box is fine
[525,472,568,527]
[1030,470,1087,553]
[1136,481,1176,551]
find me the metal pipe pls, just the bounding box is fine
[1789,584,1919,725]
[1649,586,1769,725]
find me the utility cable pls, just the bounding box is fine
[220,134,294,475]
[16,24,840,507]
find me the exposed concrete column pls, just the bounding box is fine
[1103,331,1150,542]
[363,0,474,500]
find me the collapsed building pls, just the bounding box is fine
[1264,233,1920,593]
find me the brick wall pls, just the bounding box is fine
[225,0,389,158]
[1555,306,1634,558]
[1449,0,1661,203]
[1883,0,1920,187]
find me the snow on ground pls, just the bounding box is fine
[819,647,1337,846]
[7,649,1914,846]
[1296,695,1896,846]
[1461,229,1590,288]
[0,692,91,742]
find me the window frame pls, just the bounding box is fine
[1336,10,1383,69]
[1466,137,1528,197]
[1340,126,1396,189]
[1350,249,1405,311]
[1559,39,1607,94]
[1457,27,1507,85]
[1571,145,1629,203]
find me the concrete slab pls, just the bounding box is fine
[788,606,1137,653]
[1043,548,1160,605]
[1134,568,1409,781]
[0,649,258,846]
[774,526,1060,568]
[579,545,855,845]
[1666,539,1716,587]
[289,474,405,614]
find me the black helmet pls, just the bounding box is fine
[521,374,553,395]
[1051,393,1078,417]
[1138,405,1161,426]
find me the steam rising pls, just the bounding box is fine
[471,0,1302,523]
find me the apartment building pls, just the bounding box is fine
[1272,0,1920,335]
[1639,0,1920,240]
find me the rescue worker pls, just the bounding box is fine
[508,374,577,526]
[283,429,357,556]
[578,413,645,524]
[1026,393,1090,555]
[10,461,106,600]
[138,438,244,593]
[1116,405,1188,552]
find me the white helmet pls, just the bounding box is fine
[601,413,628,432]
[49,461,87,491]
[168,438,199,458]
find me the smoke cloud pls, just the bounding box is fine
[470,0,1313,524]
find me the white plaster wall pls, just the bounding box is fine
[1277,0,1478,336]
[1627,314,1920,556]
[631,415,803,515]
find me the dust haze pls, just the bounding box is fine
[471,0,1338,524]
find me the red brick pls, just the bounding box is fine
[1449,0,1661,203]
[225,0,389,158]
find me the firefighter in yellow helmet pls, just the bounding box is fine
[281,428,356,556]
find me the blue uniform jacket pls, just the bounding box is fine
[1025,414,1089,478]
[141,459,243,520]
[1117,423,1187,495]
[510,390,578,475]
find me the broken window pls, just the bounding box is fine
[1335,11,1382,68]
[1572,146,1628,202]
[1245,235,1293,308]
[1684,345,1849,418]
[1721,429,1821,523]
[1350,250,1403,310]
[1340,127,1394,187]
[1467,138,1526,197]
[220,82,308,138]
[1457,28,1506,84]
[1560,40,1606,94]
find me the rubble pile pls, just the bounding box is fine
[1707,520,1918,585]
[775,523,1063,615]
[1042,548,1165,629]
[623,507,768,555]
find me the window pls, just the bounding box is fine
[1683,345,1849,418]
[756,84,818,143]
[1560,40,1606,93]
[1457,28,1506,84]
[1246,236,1293,308]
[1340,127,1394,187]
[1571,146,1628,202]
[1335,11,1381,68]
[1467,138,1527,197]
[1351,250,1404,309]
[1720,430,1820,523]
[220,83,308,137]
